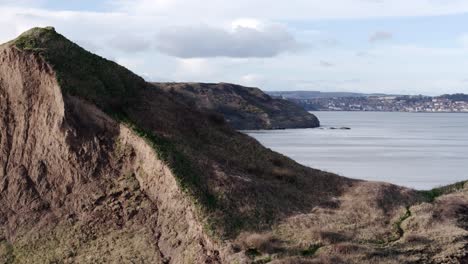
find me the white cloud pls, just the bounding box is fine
[458,33,468,48]
[230,18,263,30]
[0,7,302,59]
[0,0,44,7]
[319,60,335,67]
[369,31,393,43]
[175,58,213,78]
[240,74,264,87]
[370,44,466,57]
[356,51,375,58]
[114,0,468,20]
[1,2,468,95]
[108,34,152,53]
[156,23,301,58]
[115,57,146,72]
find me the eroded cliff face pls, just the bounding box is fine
[0,28,467,264]
[0,28,348,263]
[0,44,221,263]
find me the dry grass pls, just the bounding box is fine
[3,28,467,264]
[237,182,468,263]
[270,255,346,264]
[7,27,352,239]
[237,233,283,254]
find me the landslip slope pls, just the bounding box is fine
[155,82,320,130]
[0,27,466,263]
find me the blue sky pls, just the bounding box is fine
[1,0,468,95]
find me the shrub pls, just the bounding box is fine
[419,181,467,202]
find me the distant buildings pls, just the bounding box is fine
[291,95,468,113]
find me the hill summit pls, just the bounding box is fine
[0,27,466,263]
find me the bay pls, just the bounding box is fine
[245,111,468,190]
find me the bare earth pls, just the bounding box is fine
[0,27,466,264]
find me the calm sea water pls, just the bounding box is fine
[246,112,468,190]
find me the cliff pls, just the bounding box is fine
[0,27,466,263]
[155,82,320,130]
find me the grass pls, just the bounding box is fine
[114,114,218,211]
[0,241,15,264]
[252,256,272,264]
[9,27,346,240]
[246,248,261,258]
[362,206,412,245]
[6,222,160,263]
[419,180,467,202]
[7,27,468,264]
[13,27,220,233]
[390,206,411,243]
[300,244,322,257]
[13,27,142,111]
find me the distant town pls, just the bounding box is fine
[270,92,468,113]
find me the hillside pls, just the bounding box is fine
[0,27,467,263]
[440,93,468,102]
[155,82,320,130]
[267,91,391,99]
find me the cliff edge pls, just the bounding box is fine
[0,27,466,263]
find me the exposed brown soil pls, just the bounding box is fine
[0,46,221,263]
[0,27,466,263]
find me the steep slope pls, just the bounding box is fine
[0,27,466,264]
[0,38,221,263]
[4,27,346,238]
[0,26,348,262]
[155,82,320,130]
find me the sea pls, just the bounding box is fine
[245,111,468,190]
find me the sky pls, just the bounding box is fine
[1,0,468,95]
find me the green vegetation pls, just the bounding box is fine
[300,244,322,256]
[391,207,411,242]
[419,180,467,202]
[246,248,261,258]
[364,206,412,245]
[252,256,272,264]
[0,240,15,264]
[115,114,218,211]
[13,27,142,111]
[155,82,320,130]
[13,26,219,229]
[8,27,340,240]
